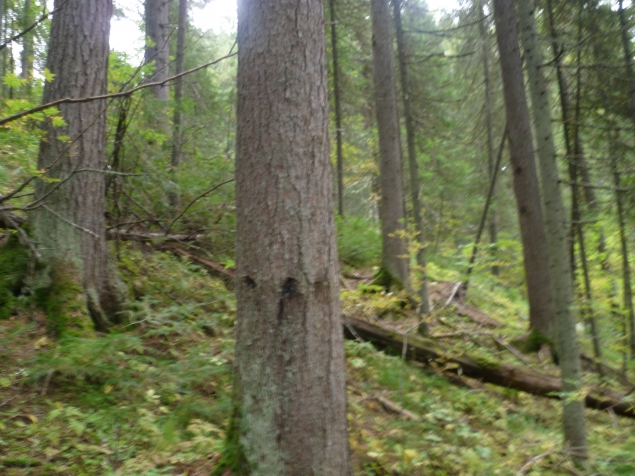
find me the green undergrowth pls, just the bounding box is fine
[0,234,30,320]
[1,243,635,474]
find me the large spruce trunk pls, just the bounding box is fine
[517,0,588,464]
[33,0,127,333]
[371,0,409,288]
[230,0,351,473]
[491,0,556,343]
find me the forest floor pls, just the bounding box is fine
[1,242,635,475]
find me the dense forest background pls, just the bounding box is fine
[3,0,635,474]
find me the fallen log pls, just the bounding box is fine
[159,242,236,279]
[343,315,635,419]
[106,229,204,242]
[147,244,635,419]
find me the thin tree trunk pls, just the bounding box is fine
[371,0,409,288]
[145,0,169,100]
[617,0,635,357]
[611,140,635,359]
[228,0,351,472]
[478,0,499,277]
[0,0,5,97]
[465,128,507,288]
[329,0,344,217]
[20,0,33,82]
[392,0,428,316]
[619,0,635,123]
[492,0,556,344]
[33,0,128,334]
[170,0,187,210]
[517,0,588,464]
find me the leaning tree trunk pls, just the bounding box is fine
[228,0,352,472]
[145,0,169,100]
[517,0,588,465]
[491,0,556,345]
[371,0,409,288]
[33,0,127,335]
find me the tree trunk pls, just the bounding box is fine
[228,0,351,472]
[329,0,344,218]
[33,0,128,335]
[619,0,635,123]
[0,0,6,97]
[170,0,187,210]
[492,0,555,343]
[145,0,169,100]
[20,0,33,82]
[392,0,429,316]
[478,0,499,277]
[612,141,635,358]
[517,0,588,464]
[371,0,409,288]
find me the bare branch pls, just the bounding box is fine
[0,0,70,52]
[165,178,234,235]
[0,52,237,126]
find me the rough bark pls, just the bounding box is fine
[170,0,187,210]
[478,0,499,276]
[20,0,33,82]
[33,0,127,334]
[492,0,555,342]
[229,0,351,473]
[145,0,169,100]
[329,0,344,217]
[517,0,588,463]
[371,0,409,288]
[393,0,429,316]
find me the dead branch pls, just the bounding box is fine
[0,51,237,126]
[106,229,204,242]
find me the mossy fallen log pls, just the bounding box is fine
[343,315,635,419]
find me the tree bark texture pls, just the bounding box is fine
[371,0,409,287]
[232,0,351,473]
[492,0,556,342]
[328,0,344,217]
[393,0,429,315]
[170,0,187,210]
[145,0,170,100]
[33,0,127,333]
[517,0,588,462]
[20,0,33,81]
[478,0,499,277]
